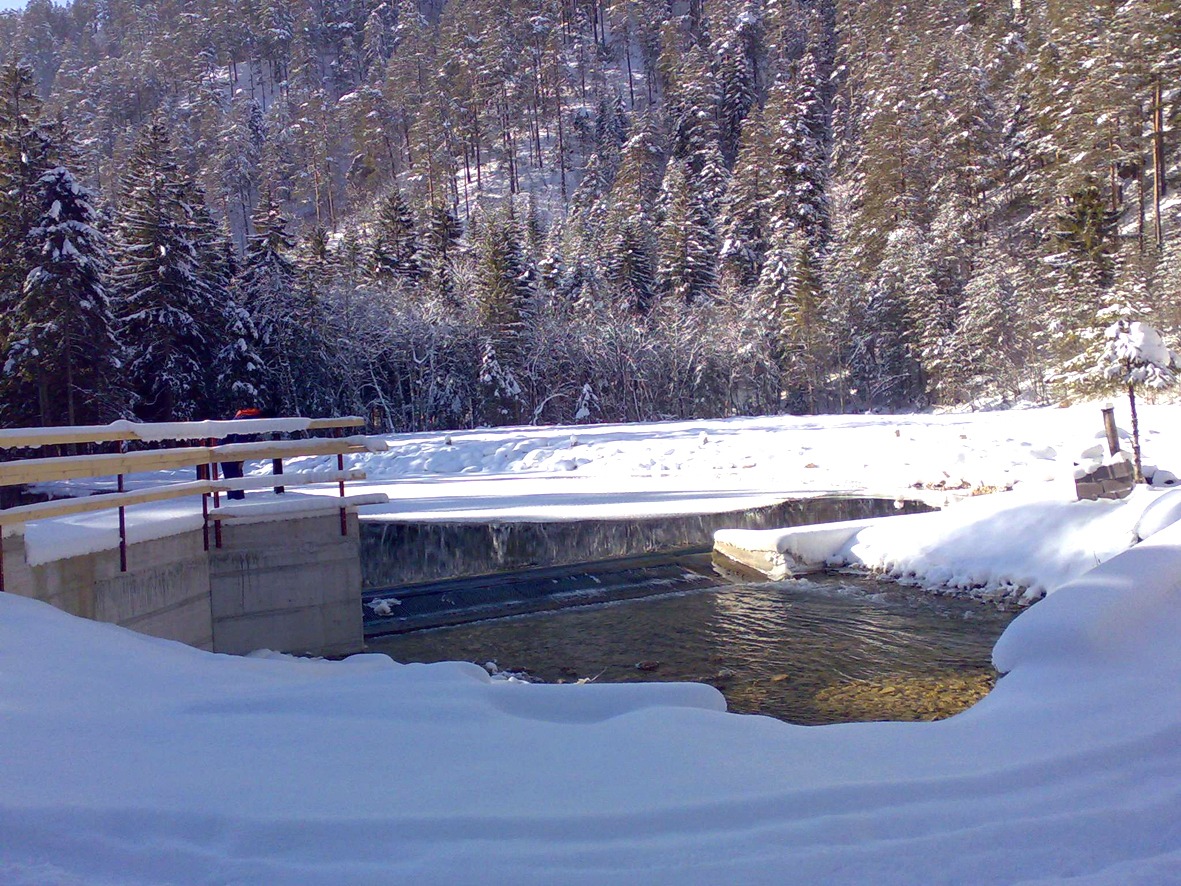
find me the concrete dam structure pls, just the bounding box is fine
[0,417,384,658]
[3,505,366,657]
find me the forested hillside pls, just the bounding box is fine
[0,0,1178,429]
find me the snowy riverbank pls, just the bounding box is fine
[4,403,1181,882]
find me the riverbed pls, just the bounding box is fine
[370,572,1016,724]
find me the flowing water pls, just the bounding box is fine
[368,569,1018,725]
[359,497,932,589]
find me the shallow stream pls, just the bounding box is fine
[369,571,1017,725]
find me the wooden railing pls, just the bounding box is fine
[0,417,389,591]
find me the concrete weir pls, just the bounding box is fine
[3,505,366,658]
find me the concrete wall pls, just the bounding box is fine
[209,513,363,657]
[3,529,214,649]
[2,513,364,658]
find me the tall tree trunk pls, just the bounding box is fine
[1153,75,1165,248]
[1128,381,1144,483]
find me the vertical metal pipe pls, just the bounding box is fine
[338,453,347,535]
[210,445,223,549]
[271,430,285,494]
[1102,405,1120,456]
[201,492,210,551]
[117,472,127,573]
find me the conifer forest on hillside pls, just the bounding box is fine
[0,0,1178,430]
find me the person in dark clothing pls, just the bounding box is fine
[220,407,263,500]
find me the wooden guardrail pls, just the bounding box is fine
[0,417,388,591]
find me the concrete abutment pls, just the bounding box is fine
[3,511,363,658]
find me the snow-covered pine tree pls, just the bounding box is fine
[0,61,63,425]
[752,225,824,412]
[605,220,657,315]
[5,165,123,425]
[421,202,464,305]
[718,105,770,291]
[112,121,221,422]
[370,186,422,283]
[656,159,717,304]
[1044,174,1122,390]
[1101,320,1177,482]
[949,241,1029,403]
[667,45,720,178]
[762,50,829,249]
[714,0,762,164]
[470,206,533,424]
[471,206,533,349]
[217,96,266,251]
[237,191,327,416]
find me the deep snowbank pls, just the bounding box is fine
[718,486,1167,602]
[3,514,1180,882]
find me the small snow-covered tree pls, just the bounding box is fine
[1100,320,1177,483]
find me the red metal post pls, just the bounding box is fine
[197,460,209,551]
[272,431,285,494]
[338,452,347,536]
[210,451,223,549]
[117,472,127,573]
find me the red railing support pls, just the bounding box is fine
[337,452,347,535]
[117,472,127,573]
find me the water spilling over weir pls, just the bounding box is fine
[358,496,1015,725]
[360,495,929,592]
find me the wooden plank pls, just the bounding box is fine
[0,416,366,450]
[0,482,215,526]
[211,437,386,461]
[0,437,385,487]
[0,446,215,486]
[0,470,371,526]
[207,493,390,520]
[214,470,367,492]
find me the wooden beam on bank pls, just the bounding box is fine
[0,470,372,527]
[0,416,365,450]
[0,437,385,487]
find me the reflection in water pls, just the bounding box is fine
[370,574,1018,725]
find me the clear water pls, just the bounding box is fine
[369,573,1018,725]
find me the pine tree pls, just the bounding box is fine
[762,52,829,248]
[950,243,1029,402]
[237,193,311,415]
[718,105,770,290]
[753,225,824,412]
[1044,174,1121,385]
[714,1,762,163]
[605,219,656,314]
[470,207,533,424]
[112,122,220,422]
[421,202,464,304]
[5,166,123,425]
[0,61,62,425]
[472,206,533,345]
[370,187,422,282]
[656,160,717,304]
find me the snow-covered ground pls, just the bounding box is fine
[4,402,1181,882]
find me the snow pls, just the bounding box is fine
[1102,321,1178,388]
[19,499,206,565]
[0,416,322,448]
[4,402,1181,881]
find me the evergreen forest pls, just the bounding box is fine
[0,0,1178,430]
